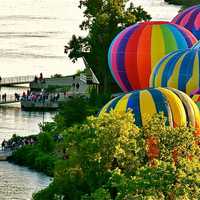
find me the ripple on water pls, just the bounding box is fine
[0,162,51,200]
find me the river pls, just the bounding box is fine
[0,162,51,200]
[0,0,180,199]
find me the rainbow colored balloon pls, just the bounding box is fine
[99,88,200,134]
[192,40,200,49]
[150,48,200,95]
[108,21,197,92]
[172,5,200,40]
[191,88,200,109]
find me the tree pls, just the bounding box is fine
[165,0,200,10]
[33,111,200,200]
[65,0,151,93]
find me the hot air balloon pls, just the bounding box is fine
[150,48,200,95]
[99,88,200,135]
[191,88,200,109]
[172,5,200,40]
[192,40,200,49]
[108,21,197,92]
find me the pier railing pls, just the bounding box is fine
[80,73,93,84]
[0,75,35,86]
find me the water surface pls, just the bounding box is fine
[0,0,180,77]
[0,162,51,200]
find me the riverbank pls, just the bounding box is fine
[8,95,101,178]
[9,144,58,177]
[7,94,200,200]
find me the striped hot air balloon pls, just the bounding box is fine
[108,21,197,92]
[172,5,200,40]
[150,48,200,95]
[99,88,200,135]
[191,88,200,109]
[192,40,200,49]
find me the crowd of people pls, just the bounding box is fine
[0,91,61,103]
[21,91,61,103]
[1,133,66,158]
[34,73,45,83]
[1,135,37,151]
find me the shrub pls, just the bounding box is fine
[54,96,90,129]
[33,111,200,200]
[34,153,56,176]
[38,133,55,153]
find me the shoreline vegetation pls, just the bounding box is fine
[8,95,200,200]
[9,94,107,177]
[164,0,200,9]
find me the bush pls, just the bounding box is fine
[89,88,111,108]
[54,96,93,129]
[38,133,55,153]
[33,111,200,200]
[34,153,56,176]
[10,144,57,176]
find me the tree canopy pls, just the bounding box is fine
[165,0,200,10]
[65,0,151,92]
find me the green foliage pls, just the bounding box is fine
[39,122,57,134]
[34,152,56,176]
[33,184,55,200]
[54,96,96,129]
[10,145,57,176]
[66,0,151,92]
[33,111,200,200]
[38,133,55,153]
[165,0,200,10]
[81,188,112,200]
[89,87,111,108]
[141,114,196,162]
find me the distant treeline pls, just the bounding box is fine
[165,0,200,9]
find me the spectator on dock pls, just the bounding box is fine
[39,73,43,81]
[27,90,30,96]
[14,93,20,101]
[1,139,6,151]
[34,76,38,83]
[76,83,80,91]
[2,93,6,102]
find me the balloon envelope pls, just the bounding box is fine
[150,48,200,95]
[108,21,197,92]
[99,88,200,134]
[192,40,200,49]
[172,5,200,40]
[191,88,200,109]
